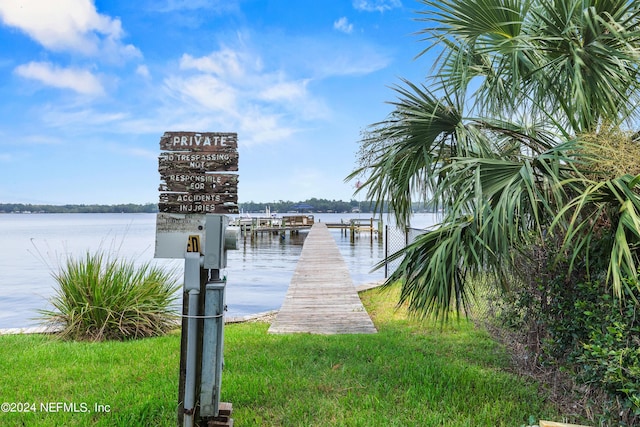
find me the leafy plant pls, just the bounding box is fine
[493,256,640,423]
[349,0,640,320]
[40,250,180,341]
[573,279,640,420]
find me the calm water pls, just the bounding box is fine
[0,212,437,329]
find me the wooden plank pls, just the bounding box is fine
[160,131,237,152]
[207,402,233,426]
[158,203,238,214]
[158,192,238,214]
[218,402,232,416]
[159,173,238,193]
[158,152,239,172]
[159,192,237,204]
[268,223,377,334]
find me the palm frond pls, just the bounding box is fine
[382,217,484,321]
[351,0,640,318]
[552,174,640,296]
[347,80,463,228]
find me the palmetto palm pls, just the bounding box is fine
[349,0,640,319]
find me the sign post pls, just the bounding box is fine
[154,131,239,427]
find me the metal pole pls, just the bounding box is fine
[200,269,225,418]
[183,289,199,427]
[182,252,201,427]
[385,225,389,278]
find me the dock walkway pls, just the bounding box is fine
[268,223,377,334]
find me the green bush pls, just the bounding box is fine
[494,244,640,424]
[572,279,640,418]
[40,251,180,341]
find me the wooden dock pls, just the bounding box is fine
[268,223,377,334]
[234,215,382,243]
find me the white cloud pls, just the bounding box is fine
[180,49,248,80]
[352,0,402,12]
[259,80,309,102]
[313,47,390,77]
[277,36,391,79]
[238,108,295,144]
[334,17,354,34]
[164,74,237,111]
[14,61,105,95]
[0,0,140,61]
[163,45,332,146]
[136,64,151,78]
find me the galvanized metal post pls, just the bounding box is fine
[182,252,202,427]
[199,271,225,417]
[196,214,238,423]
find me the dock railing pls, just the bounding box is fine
[326,218,383,244]
[235,215,384,243]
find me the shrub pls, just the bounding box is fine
[492,242,640,424]
[40,250,180,341]
[572,279,640,420]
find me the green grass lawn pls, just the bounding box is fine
[0,285,561,426]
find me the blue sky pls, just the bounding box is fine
[0,0,431,205]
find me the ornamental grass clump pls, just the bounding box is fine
[40,251,180,341]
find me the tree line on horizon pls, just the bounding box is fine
[0,203,159,214]
[239,198,372,213]
[0,199,439,214]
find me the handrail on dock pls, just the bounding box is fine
[326,217,383,244]
[232,215,383,244]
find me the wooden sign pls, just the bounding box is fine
[158,153,238,173]
[158,131,239,215]
[159,173,238,194]
[159,192,238,214]
[159,132,238,152]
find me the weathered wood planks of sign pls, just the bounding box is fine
[158,131,239,214]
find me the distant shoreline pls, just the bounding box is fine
[1,201,440,215]
[0,203,158,214]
